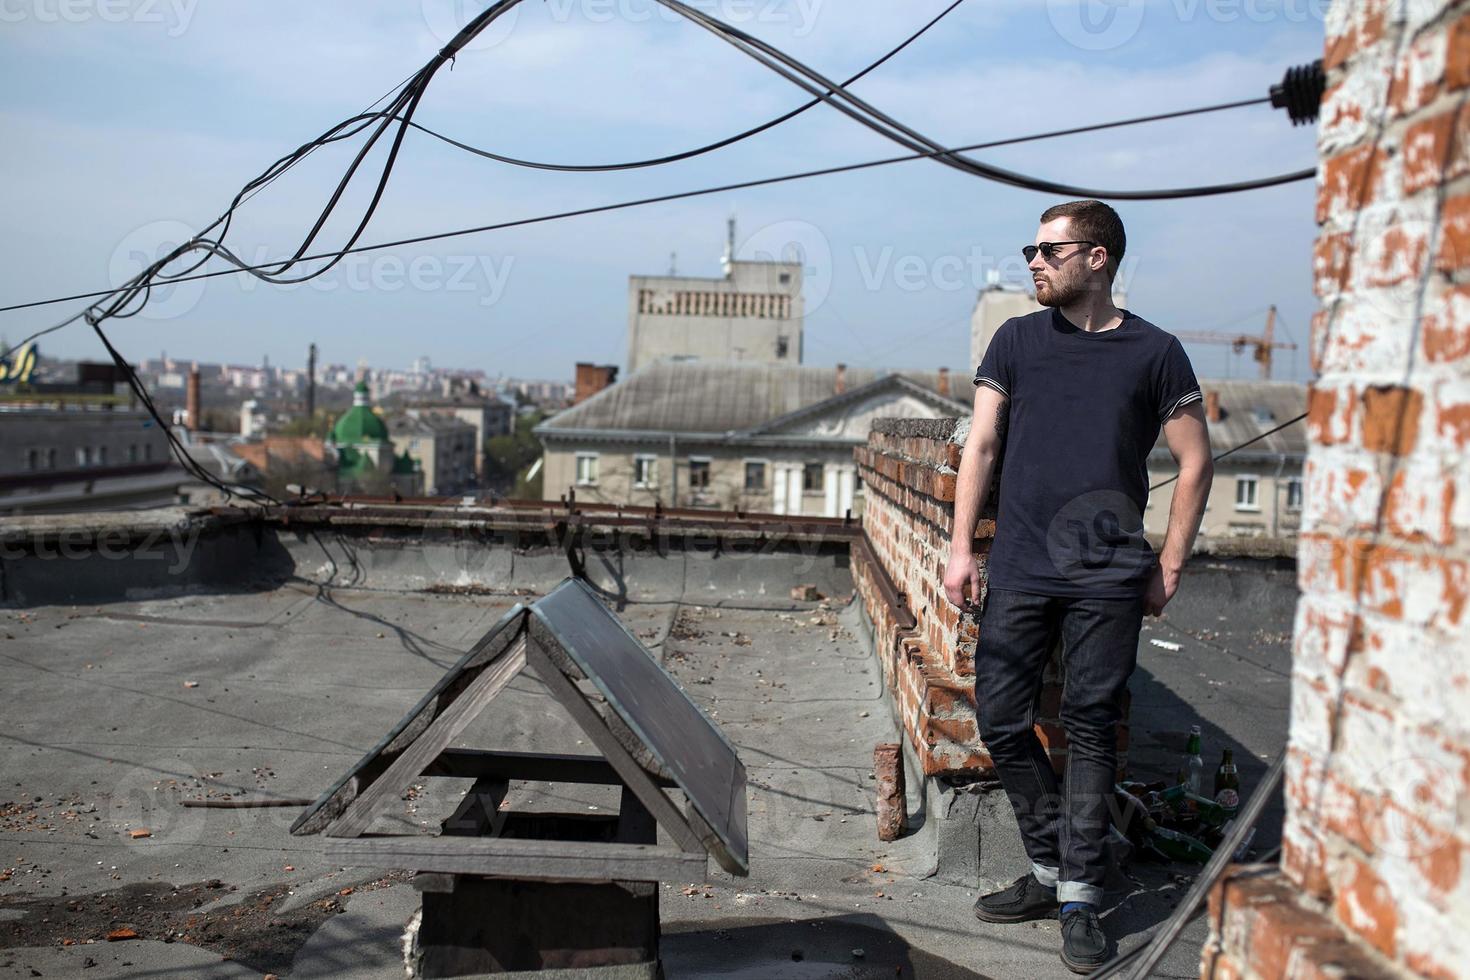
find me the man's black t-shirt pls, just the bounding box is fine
[973,307,1201,598]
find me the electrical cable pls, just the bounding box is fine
[1149,411,1307,492]
[58,0,524,506]
[404,0,968,173]
[650,0,1315,200]
[0,94,1296,327]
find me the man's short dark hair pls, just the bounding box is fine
[1040,200,1125,279]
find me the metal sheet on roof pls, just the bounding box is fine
[541,361,971,435]
[529,577,749,874]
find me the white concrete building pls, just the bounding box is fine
[535,361,969,517]
[626,223,804,374]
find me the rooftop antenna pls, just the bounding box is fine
[722,210,736,276]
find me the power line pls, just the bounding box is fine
[652,0,1313,200]
[407,0,968,173]
[1,94,1297,329]
[35,5,527,505]
[1149,411,1307,492]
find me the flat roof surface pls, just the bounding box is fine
[0,558,1293,979]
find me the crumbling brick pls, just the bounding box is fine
[873,742,906,842]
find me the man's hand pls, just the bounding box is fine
[943,550,983,611]
[1144,563,1181,617]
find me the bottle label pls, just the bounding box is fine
[1215,788,1240,810]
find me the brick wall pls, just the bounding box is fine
[1205,3,1470,977]
[852,418,1120,778]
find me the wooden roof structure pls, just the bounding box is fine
[291,577,749,880]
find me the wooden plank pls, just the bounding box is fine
[326,836,706,881]
[291,605,527,836]
[426,748,676,787]
[524,638,706,855]
[441,777,507,837]
[325,637,528,838]
[616,785,657,846]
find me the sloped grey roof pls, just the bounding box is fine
[538,360,973,436]
[1153,379,1308,459]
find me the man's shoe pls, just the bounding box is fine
[972,873,1058,923]
[1059,905,1109,974]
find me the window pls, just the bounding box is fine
[855,474,865,496]
[1235,476,1260,511]
[803,462,825,493]
[575,452,599,486]
[1286,478,1303,511]
[744,460,766,492]
[97,446,107,466]
[46,448,56,470]
[688,458,711,490]
[76,447,89,467]
[26,449,38,471]
[129,444,139,463]
[633,454,658,489]
[144,444,152,461]
[776,336,790,358]
[778,272,791,285]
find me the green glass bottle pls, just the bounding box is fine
[1214,749,1240,816]
[1142,818,1214,863]
[1159,784,1230,828]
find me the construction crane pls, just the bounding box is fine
[1175,305,1297,379]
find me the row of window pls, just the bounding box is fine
[1233,476,1303,512]
[576,456,1301,513]
[575,454,850,495]
[25,444,154,471]
[1149,474,1302,514]
[635,287,794,319]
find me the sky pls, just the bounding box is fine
[0,0,1325,383]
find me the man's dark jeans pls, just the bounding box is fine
[975,588,1144,905]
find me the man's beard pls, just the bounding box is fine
[1034,271,1086,308]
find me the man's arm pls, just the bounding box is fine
[1146,401,1214,616]
[943,385,1008,609]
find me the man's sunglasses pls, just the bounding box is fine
[1022,240,1095,262]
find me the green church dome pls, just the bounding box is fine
[332,382,388,445]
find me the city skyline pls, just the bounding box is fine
[3,2,1321,382]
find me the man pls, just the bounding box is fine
[943,200,1213,974]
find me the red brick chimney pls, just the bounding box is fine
[574,363,618,405]
[937,367,951,400]
[835,363,847,395]
[186,366,202,431]
[1205,389,1221,423]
